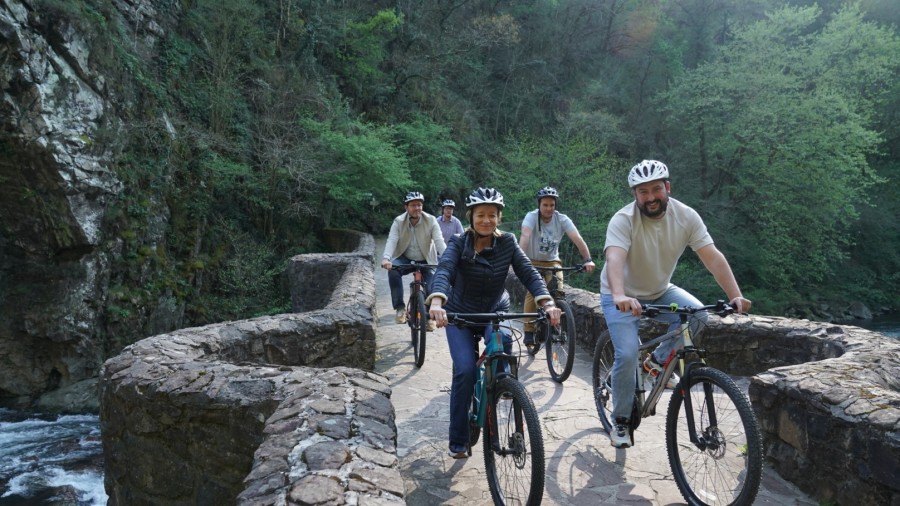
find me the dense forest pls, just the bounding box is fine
[44,0,899,339]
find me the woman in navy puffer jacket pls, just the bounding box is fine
[427,187,561,459]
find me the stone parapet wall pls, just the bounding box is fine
[506,274,900,505]
[100,230,405,505]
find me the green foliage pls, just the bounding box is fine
[197,225,289,321]
[27,0,897,358]
[658,4,898,309]
[486,131,625,290]
[393,116,469,208]
[300,116,412,228]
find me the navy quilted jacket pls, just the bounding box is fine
[428,230,552,313]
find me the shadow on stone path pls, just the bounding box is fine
[372,238,816,505]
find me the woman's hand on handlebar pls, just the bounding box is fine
[429,299,448,328]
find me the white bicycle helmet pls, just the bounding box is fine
[465,187,505,208]
[627,160,669,187]
[441,199,456,208]
[404,191,425,203]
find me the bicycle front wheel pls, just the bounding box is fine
[546,299,576,383]
[484,377,545,506]
[412,291,427,368]
[666,367,763,506]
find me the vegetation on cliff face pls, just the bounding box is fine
[32,0,900,348]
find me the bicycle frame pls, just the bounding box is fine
[448,311,544,430]
[592,300,762,506]
[637,304,723,445]
[473,325,518,430]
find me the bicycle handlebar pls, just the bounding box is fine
[534,264,587,274]
[389,263,439,271]
[447,310,548,325]
[641,300,736,318]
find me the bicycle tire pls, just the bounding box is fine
[412,291,427,368]
[591,330,617,434]
[666,367,763,506]
[483,376,545,506]
[546,299,576,383]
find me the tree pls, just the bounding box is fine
[659,4,899,311]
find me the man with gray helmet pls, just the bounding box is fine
[519,186,596,351]
[382,191,446,326]
[601,160,752,448]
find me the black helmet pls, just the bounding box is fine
[404,191,425,203]
[535,186,559,201]
[441,199,455,208]
[465,187,505,208]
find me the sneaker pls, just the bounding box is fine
[643,354,679,389]
[395,309,407,324]
[610,418,632,448]
[448,444,468,459]
[426,319,436,332]
[523,331,534,346]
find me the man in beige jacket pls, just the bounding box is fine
[381,192,446,325]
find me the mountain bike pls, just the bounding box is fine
[447,311,548,506]
[530,264,585,383]
[391,263,438,368]
[591,301,763,506]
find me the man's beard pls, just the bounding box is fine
[638,197,668,218]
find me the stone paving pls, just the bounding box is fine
[372,243,817,505]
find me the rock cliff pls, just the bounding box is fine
[0,0,181,407]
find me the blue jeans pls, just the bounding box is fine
[446,323,512,450]
[388,257,433,310]
[601,286,707,420]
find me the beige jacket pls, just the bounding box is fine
[382,212,446,264]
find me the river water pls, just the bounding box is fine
[0,409,106,505]
[0,314,897,503]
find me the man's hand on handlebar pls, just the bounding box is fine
[381,260,392,270]
[613,294,642,316]
[730,296,752,314]
[541,303,562,326]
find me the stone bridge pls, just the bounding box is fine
[100,231,899,505]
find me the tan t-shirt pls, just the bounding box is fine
[600,198,713,300]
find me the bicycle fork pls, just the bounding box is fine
[478,353,521,455]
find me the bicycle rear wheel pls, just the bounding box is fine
[591,330,617,434]
[412,291,427,368]
[546,299,576,383]
[666,367,763,506]
[484,376,545,506]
